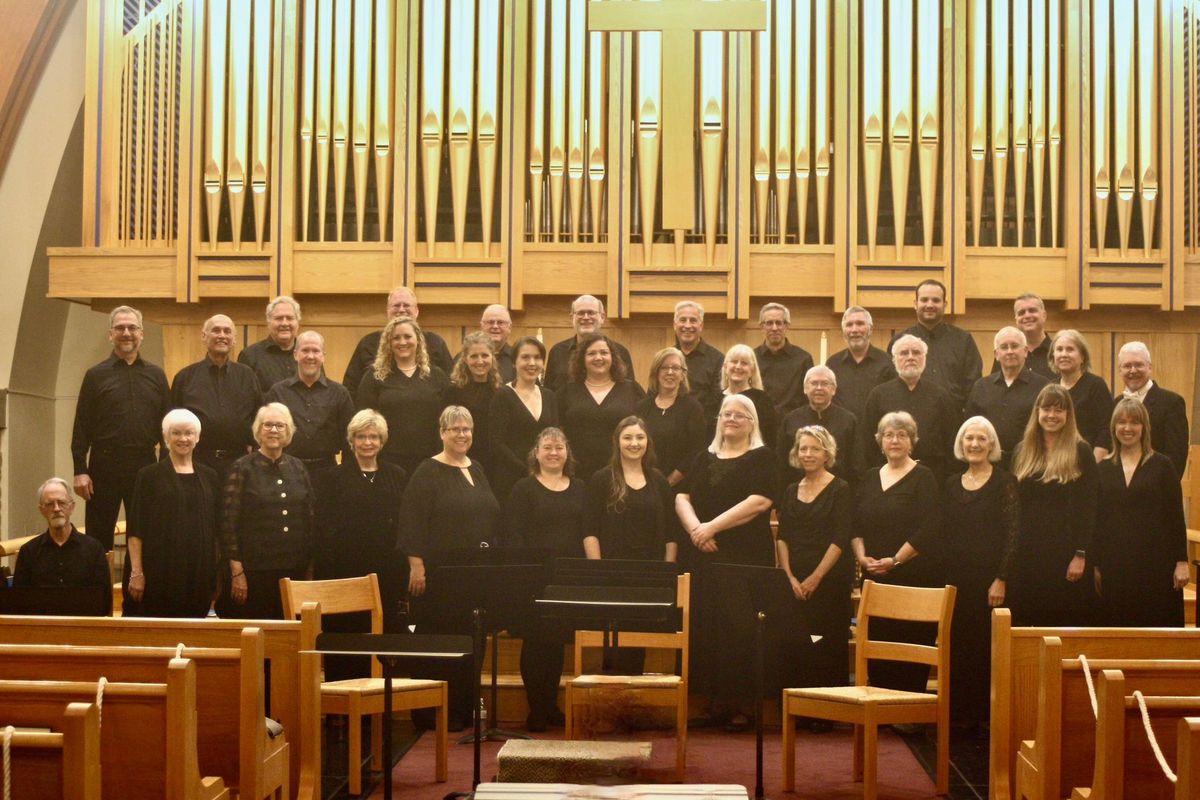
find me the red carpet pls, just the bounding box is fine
[375,727,938,799]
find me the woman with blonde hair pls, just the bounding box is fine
[447,331,502,474]
[635,347,707,486]
[1049,329,1113,459]
[719,344,778,446]
[1010,383,1098,626]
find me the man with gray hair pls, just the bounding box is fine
[239,295,301,391]
[862,334,959,481]
[544,294,633,393]
[71,305,170,552]
[966,326,1050,465]
[754,302,814,416]
[826,305,897,423]
[672,300,724,414]
[777,365,860,485]
[13,478,111,606]
[478,304,517,382]
[1117,341,1189,477]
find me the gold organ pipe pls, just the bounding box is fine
[155,18,168,241]
[700,30,724,266]
[1093,0,1111,254]
[1136,0,1157,255]
[990,0,1009,248]
[204,0,228,248]
[813,0,830,244]
[374,0,393,241]
[529,0,546,241]
[448,0,475,256]
[794,0,811,246]
[1012,0,1029,247]
[916,0,938,261]
[637,30,662,265]
[862,2,883,259]
[300,0,315,240]
[251,0,271,249]
[567,0,585,242]
[587,31,606,242]
[316,0,333,240]
[121,42,131,241]
[1031,0,1046,246]
[888,0,913,259]
[549,3,567,242]
[140,26,153,241]
[968,0,986,245]
[352,0,373,242]
[227,0,251,249]
[477,0,500,253]
[753,0,770,244]
[1113,0,1135,254]
[774,0,792,244]
[1048,0,1060,245]
[421,0,445,256]
[332,0,352,243]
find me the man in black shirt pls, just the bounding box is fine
[342,286,454,401]
[890,279,982,411]
[673,300,724,417]
[778,365,860,485]
[171,314,263,483]
[14,478,111,608]
[71,305,170,551]
[544,295,633,393]
[754,302,814,416]
[827,305,897,423]
[966,326,1050,466]
[1117,341,1190,478]
[238,295,300,391]
[479,304,516,382]
[990,293,1054,379]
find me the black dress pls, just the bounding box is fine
[583,468,674,560]
[634,393,707,482]
[1095,452,1187,627]
[723,388,778,450]
[122,459,219,618]
[559,380,647,479]
[488,384,559,503]
[854,463,942,692]
[1010,439,1099,626]
[445,381,498,476]
[777,477,853,688]
[943,469,1019,723]
[1066,372,1114,451]
[357,367,450,476]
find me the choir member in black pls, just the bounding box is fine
[673,301,724,418]
[1116,341,1190,479]
[14,479,112,608]
[218,403,315,620]
[342,286,453,402]
[503,427,585,731]
[675,394,779,732]
[171,314,262,484]
[489,336,559,502]
[401,405,501,729]
[238,295,299,392]
[754,302,815,417]
[446,331,500,475]
[719,344,779,448]
[1051,329,1113,459]
[827,306,897,424]
[964,327,1049,467]
[1095,398,1190,627]
[851,411,942,693]
[778,365,859,486]
[944,416,1018,727]
[356,316,450,476]
[634,347,707,487]
[478,304,516,383]
[544,295,634,394]
[776,426,852,708]
[123,409,219,618]
[72,305,170,552]
[1009,384,1099,626]
[558,333,646,479]
[892,279,983,411]
[990,294,1055,380]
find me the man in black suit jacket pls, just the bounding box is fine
[1117,340,1190,478]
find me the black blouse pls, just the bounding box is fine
[634,393,707,479]
[357,367,451,467]
[559,380,647,479]
[502,476,586,557]
[445,381,498,474]
[942,468,1019,581]
[777,477,853,575]
[398,458,500,565]
[488,384,559,500]
[1065,372,1114,451]
[681,446,779,566]
[220,451,315,572]
[854,463,941,570]
[583,468,673,560]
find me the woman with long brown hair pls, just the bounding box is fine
[446,331,501,473]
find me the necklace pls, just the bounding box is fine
[585,378,613,389]
[361,470,377,483]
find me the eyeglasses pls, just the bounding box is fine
[719,411,752,422]
[261,421,288,431]
[659,365,686,373]
[40,499,74,510]
[446,426,473,435]
[111,324,142,333]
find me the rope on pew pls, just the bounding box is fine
[3,725,13,800]
[1078,655,1098,717]
[1133,690,1177,784]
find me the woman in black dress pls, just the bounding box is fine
[357,316,450,476]
[400,405,501,728]
[504,427,586,731]
[719,344,778,447]
[634,347,707,488]
[559,333,646,479]
[123,408,219,618]
[1010,383,1099,626]
[944,416,1018,726]
[776,425,852,699]
[1095,398,1190,626]
[852,411,942,692]
[490,336,559,502]
[676,394,778,731]
[446,331,500,475]
[1050,329,1113,460]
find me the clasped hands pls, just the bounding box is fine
[688,522,718,553]
[860,556,897,576]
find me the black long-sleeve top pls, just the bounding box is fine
[12,526,111,597]
[171,358,263,458]
[342,329,454,402]
[777,403,860,486]
[583,467,673,560]
[862,377,960,481]
[892,322,983,411]
[827,345,898,424]
[1068,372,1114,451]
[678,340,725,418]
[398,458,500,564]
[544,336,635,394]
[356,367,451,468]
[943,468,1020,582]
[965,370,1050,461]
[1139,384,1190,479]
[71,354,170,474]
[635,393,707,479]
[1013,439,1099,558]
[559,379,647,479]
[238,338,297,392]
[265,375,355,462]
[219,451,315,571]
[488,385,559,501]
[754,341,814,416]
[503,476,586,557]
[316,460,409,583]
[854,463,942,585]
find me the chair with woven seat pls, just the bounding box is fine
[280,574,447,795]
[564,571,690,781]
[782,579,956,799]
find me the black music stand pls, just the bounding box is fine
[710,561,803,800]
[312,632,473,800]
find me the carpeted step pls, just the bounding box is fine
[496,739,652,783]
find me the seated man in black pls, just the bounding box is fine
[13,478,111,607]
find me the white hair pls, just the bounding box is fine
[295,330,325,349]
[841,305,873,328]
[1118,341,1152,364]
[674,300,705,320]
[707,394,765,453]
[266,295,301,321]
[993,326,1025,349]
[36,477,71,505]
[891,334,928,356]
[161,408,202,439]
[804,365,837,387]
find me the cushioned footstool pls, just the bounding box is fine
[495,739,652,783]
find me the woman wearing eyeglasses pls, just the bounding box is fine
[718,344,778,447]
[634,347,707,488]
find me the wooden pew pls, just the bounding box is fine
[1015,637,1200,800]
[0,659,228,799]
[990,609,1200,800]
[0,607,321,800]
[0,628,287,799]
[1177,718,1200,800]
[2,701,101,800]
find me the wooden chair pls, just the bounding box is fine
[279,574,448,795]
[782,579,956,799]
[1,701,100,800]
[564,571,690,781]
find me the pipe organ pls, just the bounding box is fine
[49,0,1200,315]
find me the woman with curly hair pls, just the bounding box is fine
[558,333,646,479]
[446,331,501,474]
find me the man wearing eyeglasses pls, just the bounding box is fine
[777,365,860,485]
[543,295,633,393]
[13,478,112,607]
[70,306,170,552]
[753,302,814,417]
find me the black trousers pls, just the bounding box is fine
[85,447,156,552]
